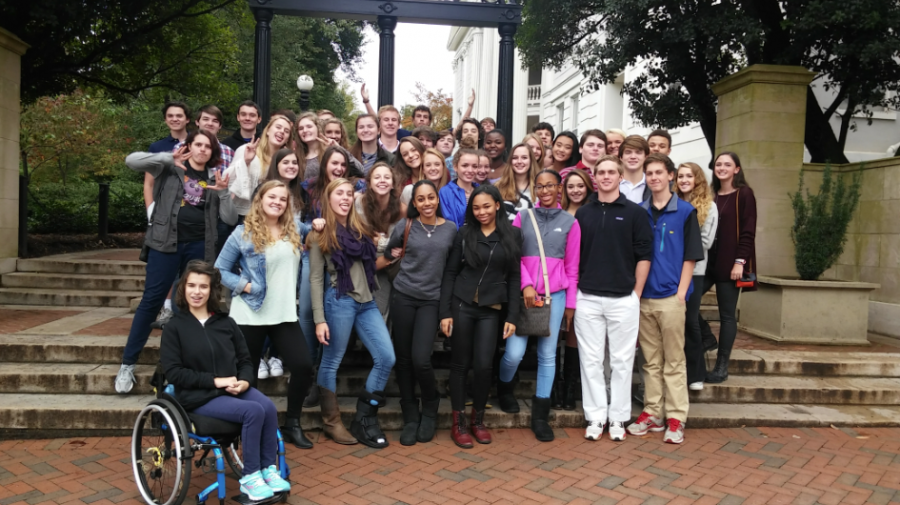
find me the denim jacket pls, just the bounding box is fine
[214,220,307,311]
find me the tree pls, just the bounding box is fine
[517,0,900,163]
[400,82,453,131]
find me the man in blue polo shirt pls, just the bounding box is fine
[628,153,704,445]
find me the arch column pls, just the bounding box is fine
[252,8,273,122]
[377,16,398,108]
[496,23,516,135]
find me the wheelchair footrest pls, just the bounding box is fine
[232,492,288,505]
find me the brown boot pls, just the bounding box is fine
[319,387,357,445]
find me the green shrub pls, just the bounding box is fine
[27,181,147,235]
[789,165,862,281]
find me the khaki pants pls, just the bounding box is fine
[638,295,689,422]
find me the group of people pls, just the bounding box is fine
[115,91,756,496]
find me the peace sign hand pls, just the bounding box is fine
[318,134,336,147]
[209,172,230,192]
[244,135,260,165]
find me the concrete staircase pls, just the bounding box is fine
[0,252,145,308]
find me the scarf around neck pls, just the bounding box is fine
[332,224,378,297]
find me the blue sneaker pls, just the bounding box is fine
[261,465,290,493]
[239,471,274,501]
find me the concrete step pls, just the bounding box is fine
[2,272,145,292]
[0,335,161,365]
[701,291,717,305]
[3,394,899,435]
[724,350,900,377]
[0,288,144,308]
[692,375,900,405]
[17,256,146,277]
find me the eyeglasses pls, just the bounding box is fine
[534,184,559,192]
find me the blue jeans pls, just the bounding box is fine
[318,286,396,394]
[298,252,318,359]
[499,289,566,398]
[123,241,204,365]
[192,387,277,476]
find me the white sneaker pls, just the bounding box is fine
[258,359,270,379]
[115,364,136,394]
[627,412,665,436]
[664,419,685,444]
[267,357,284,377]
[608,421,626,442]
[584,421,604,441]
[689,381,704,391]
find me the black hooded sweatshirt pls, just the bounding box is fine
[160,311,255,411]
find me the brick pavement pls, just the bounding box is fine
[1,427,899,505]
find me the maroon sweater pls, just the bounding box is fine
[707,187,757,290]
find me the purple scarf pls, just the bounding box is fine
[331,224,378,297]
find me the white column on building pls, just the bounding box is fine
[512,48,528,141]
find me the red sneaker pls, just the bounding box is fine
[626,411,665,436]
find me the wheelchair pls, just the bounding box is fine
[131,365,290,505]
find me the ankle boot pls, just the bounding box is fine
[550,350,564,410]
[303,373,320,408]
[496,379,519,413]
[705,352,730,383]
[451,410,473,448]
[282,417,313,449]
[319,387,357,445]
[350,391,389,449]
[399,399,420,446]
[530,396,554,442]
[417,398,440,443]
[469,409,492,444]
[563,346,579,411]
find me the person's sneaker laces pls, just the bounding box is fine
[261,465,290,493]
[258,359,270,380]
[239,471,275,501]
[115,364,135,394]
[664,419,685,444]
[150,307,174,330]
[584,421,604,441]
[627,412,665,436]
[608,421,626,442]
[267,357,284,377]
[689,381,704,391]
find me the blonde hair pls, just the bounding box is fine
[596,154,625,176]
[242,180,303,254]
[377,105,400,124]
[257,115,293,176]
[314,178,372,254]
[420,148,450,190]
[496,143,539,202]
[322,118,350,149]
[522,133,546,165]
[606,128,627,138]
[675,162,713,227]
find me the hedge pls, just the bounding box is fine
[27,181,147,234]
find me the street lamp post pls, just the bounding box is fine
[297,75,314,112]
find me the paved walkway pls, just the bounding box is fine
[1,427,899,505]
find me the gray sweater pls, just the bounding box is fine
[386,218,457,300]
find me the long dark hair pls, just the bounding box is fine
[184,129,222,170]
[305,145,361,220]
[265,148,306,214]
[393,137,425,185]
[361,162,402,234]
[407,180,444,219]
[462,185,520,268]
[553,131,581,167]
[175,260,225,314]
[711,151,750,192]
[349,113,378,162]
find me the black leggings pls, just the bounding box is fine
[699,277,741,358]
[391,290,440,404]
[240,321,313,419]
[684,275,706,383]
[449,299,500,411]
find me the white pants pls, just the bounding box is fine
[574,290,640,424]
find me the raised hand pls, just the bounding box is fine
[468,88,476,106]
[360,83,370,102]
[318,134,336,146]
[173,145,190,170]
[244,135,260,165]
[209,172,230,192]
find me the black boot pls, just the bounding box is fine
[705,352,730,383]
[281,417,313,449]
[303,367,320,408]
[399,399,420,446]
[563,346,579,411]
[699,315,719,352]
[496,378,519,413]
[530,396,554,442]
[350,391,389,448]
[550,350,563,410]
[417,398,440,443]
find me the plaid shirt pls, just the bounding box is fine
[173,139,234,176]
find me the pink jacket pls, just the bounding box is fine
[512,208,581,309]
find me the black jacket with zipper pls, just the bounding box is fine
[439,226,523,326]
[160,311,255,411]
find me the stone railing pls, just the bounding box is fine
[527,84,541,104]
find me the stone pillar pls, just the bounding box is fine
[377,16,397,109]
[0,28,27,270]
[711,64,816,277]
[252,8,273,122]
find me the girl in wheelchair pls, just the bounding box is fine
[160,260,291,502]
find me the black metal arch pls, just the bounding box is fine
[249,0,522,132]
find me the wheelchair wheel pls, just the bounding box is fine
[132,399,191,505]
[222,437,243,479]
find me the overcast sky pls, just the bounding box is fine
[338,23,455,111]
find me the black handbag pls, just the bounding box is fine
[385,219,412,282]
[517,208,553,337]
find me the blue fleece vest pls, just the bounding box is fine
[641,195,696,299]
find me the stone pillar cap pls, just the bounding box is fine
[0,27,28,55]
[712,64,815,97]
